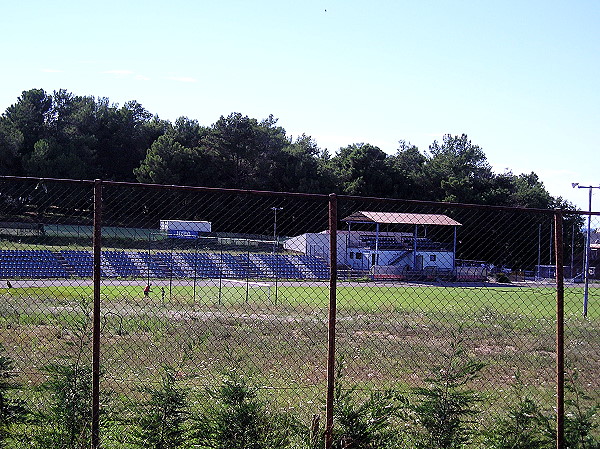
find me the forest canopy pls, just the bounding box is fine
[0,88,571,209]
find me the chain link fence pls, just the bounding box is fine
[0,176,598,448]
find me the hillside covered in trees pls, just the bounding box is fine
[0,88,569,209]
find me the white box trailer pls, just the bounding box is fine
[160,220,212,239]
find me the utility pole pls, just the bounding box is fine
[571,183,599,316]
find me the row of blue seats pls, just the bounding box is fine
[0,250,53,254]
[0,269,68,277]
[60,250,329,280]
[0,250,69,278]
[0,249,330,279]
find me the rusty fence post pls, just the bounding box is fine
[92,179,102,449]
[554,209,564,449]
[325,193,338,449]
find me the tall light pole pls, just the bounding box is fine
[271,207,283,253]
[572,183,600,317]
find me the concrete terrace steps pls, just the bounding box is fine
[52,250,76,277]
[249,254,275,278]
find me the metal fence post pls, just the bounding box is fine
[554,209,564,449]
[325,193,338,449]
[92,179,102,449]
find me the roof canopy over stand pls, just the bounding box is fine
[342,211,462,227]
[342,211,462,267]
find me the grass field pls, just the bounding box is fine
[1,281,598,424]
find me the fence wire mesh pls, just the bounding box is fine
[0,176,598,448]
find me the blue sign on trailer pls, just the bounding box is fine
[160,220,211,239]
[167,230,198,239]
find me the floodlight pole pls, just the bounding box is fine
[169,236,173,301]
[584,188,592,317]
[413,225,418,270]
[271,207,282,304]
[374,222,380,266]
[453,226,457,268]
[271,207,283,253]
[571,183,599,317]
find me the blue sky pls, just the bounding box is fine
[2,0,599,210]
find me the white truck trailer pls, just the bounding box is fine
[159,220,212,239]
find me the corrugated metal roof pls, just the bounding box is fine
[342,211,462,226]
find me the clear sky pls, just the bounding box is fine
[2,0,599,210]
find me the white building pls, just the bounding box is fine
[284,211,462,278]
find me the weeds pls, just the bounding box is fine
[0,345,28,448]
[0,359,596,448]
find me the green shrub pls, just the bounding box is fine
[564,369,600,449]
[30,363,93,449]
[192,371,302,449]
[133,365,190,449]
[410,338,485,449]
[331,375,407,449]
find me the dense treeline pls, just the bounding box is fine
[0,88,570,209]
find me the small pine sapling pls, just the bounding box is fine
[133,365,190,449]
[564,368,600,449]
[193,371,301,449]
[331,362,407,449]
[410,337,485,449]
[484,374,553,449]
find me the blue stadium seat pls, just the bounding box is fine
[103,251,140,277]
[0,250,69,278]
[180,253,222,278]
[254,254,303,279]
